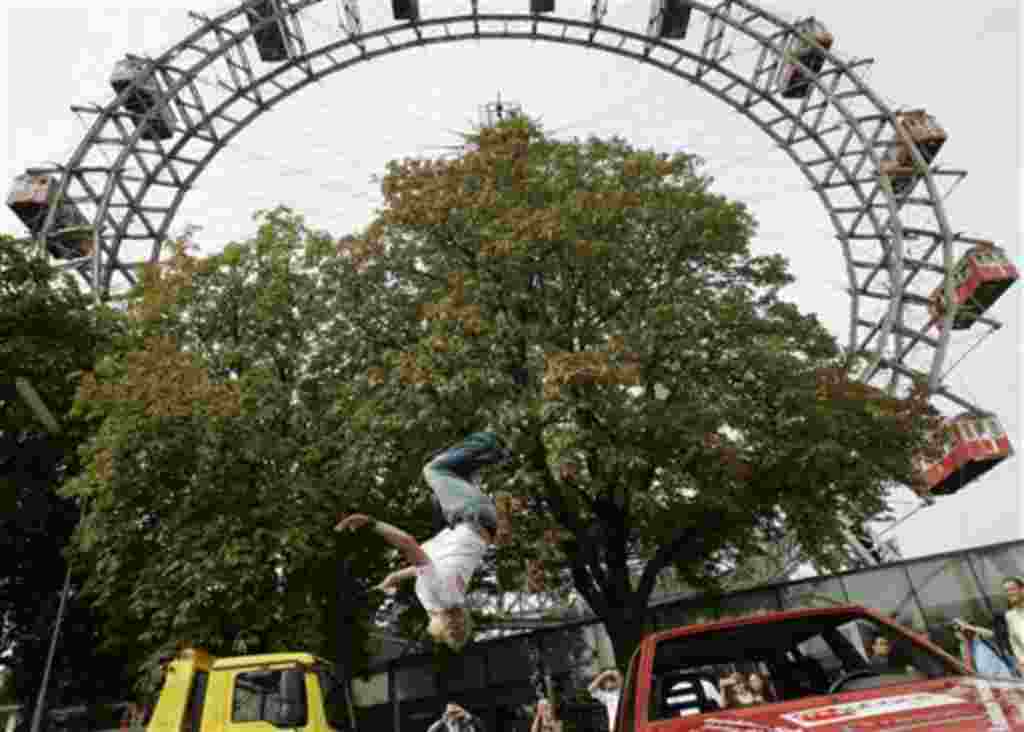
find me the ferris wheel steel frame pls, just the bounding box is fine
[27,0,1002,417]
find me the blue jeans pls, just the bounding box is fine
[423,448,498,534]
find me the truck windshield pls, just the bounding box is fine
[648,612,962,720]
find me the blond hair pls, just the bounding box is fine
[427,608,475,652]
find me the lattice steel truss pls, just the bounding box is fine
[23,0,1001,413]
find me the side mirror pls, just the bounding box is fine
[274,669,308,728]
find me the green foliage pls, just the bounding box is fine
[63,119,935,673]
[0,235,131,709]
[309,120,934,664]
[62,216,384,687]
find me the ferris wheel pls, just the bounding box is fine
[6,0,1015,580]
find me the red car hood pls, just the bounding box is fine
[660,677,1024,731]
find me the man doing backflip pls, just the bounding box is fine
[336,431,512,652]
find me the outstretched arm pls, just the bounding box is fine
[336,514,430,566]
[375,566,420,593]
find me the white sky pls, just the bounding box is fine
[2,0,1021,560]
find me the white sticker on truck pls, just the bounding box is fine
[780,692,964,728]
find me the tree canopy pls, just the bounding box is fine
[62,118,935,671]
[0,236,130,714]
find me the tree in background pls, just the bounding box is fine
[62,218,383,690]
[0,235,129,719]
[303,118,935,665]
[63,116,935,674]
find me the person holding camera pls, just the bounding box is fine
[951,575,1024,678]
[426,703,485,732]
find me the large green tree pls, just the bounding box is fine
[302,119,935,665]
[62,219,385,688]
[0,235,130,716]
[64,118,935,673]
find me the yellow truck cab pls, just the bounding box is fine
[148,649,356,732]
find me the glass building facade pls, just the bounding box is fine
[355,538,1024,732]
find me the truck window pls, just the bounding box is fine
[233,670,307,727]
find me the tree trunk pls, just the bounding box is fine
[600,602,648,671]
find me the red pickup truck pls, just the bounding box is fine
[614,604,1024,731]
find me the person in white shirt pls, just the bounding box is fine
[588,669,622,732]
[953,575,1024,678]
[335,432,512,652]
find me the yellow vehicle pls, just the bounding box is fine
[147,648,357,732]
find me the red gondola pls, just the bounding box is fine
[879,110,947,195]
[778,18,834,99]
[913,413,1013,497]
[928,242,1019,329]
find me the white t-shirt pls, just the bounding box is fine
[415,524,487,611]
[591,688,620,732]
[1006,607,1024,665]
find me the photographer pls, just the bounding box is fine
[426,703,485,732]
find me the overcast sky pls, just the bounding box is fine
[3,0,1020,560]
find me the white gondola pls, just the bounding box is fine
[245,0,296,61]
[648,0,693,39]
[6,173,93,259]
[109,57,177,141]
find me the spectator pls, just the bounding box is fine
[720,673,756,708]
[951,575,1024,678]
[868,635,896,670]
[529,699,562,732]
[588,669,622,731]
[953,620,1016,678]
[427,703,485,732]
[747,672,775,703]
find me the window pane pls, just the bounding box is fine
[968,544,1024,612]
[233,670,304,725]
[542,626,597,676]
[395,663,435,701]
[911,557,989,659]
[719,588,783,617]
[317,669,353,731]
[841,566,928,633]
[487,637,536,685]
[778,577,847,610]
[445,649,485,692]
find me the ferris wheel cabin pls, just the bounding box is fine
[928,242,1019,329]
[914,413,1013,497]
[879,110,948,195]
[245,0,298,61]
[109,57,178,141]
[648,0,694,39]
[6,173,94,259]
[778,18,834,99]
